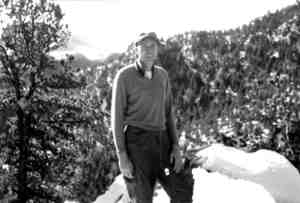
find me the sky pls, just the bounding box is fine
[51,0,297,60]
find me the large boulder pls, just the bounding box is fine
[94,147,277,203]
[194,144,300,203]
[93,175,130,203]
[93,175,169,203]
[94,144,300,203]
[94,171,275,203]
[192,168,275,203]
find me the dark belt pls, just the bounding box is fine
[125,125,167,134]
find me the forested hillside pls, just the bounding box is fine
[0,1,299,202]
[98,1,300,168]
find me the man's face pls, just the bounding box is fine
[137,38,158,63]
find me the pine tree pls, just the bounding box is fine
[0,0,105,202]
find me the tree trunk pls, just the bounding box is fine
[16,108,29,203]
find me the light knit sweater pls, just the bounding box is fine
[111,63,177,153]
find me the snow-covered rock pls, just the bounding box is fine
[93,144,300,203]
[192,168,275,203]
[194,144,300,203]
[93,175,169,203]
[93,175,130,203]
[94,171,275,203]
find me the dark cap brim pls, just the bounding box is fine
[135,32,164,46]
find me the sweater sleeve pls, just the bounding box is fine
[165,76,179,148]
[111,70,127,155]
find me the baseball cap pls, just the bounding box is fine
[135,32,164,46]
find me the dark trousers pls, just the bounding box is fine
[124,126,194,203]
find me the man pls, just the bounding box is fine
[111,32,194,203]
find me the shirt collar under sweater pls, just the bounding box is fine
[135,60,155,79]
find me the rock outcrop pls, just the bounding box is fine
[94,144,300,203]
[194,144,300,203]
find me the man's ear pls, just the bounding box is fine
[135,43,143,54]
[157,43,165,55]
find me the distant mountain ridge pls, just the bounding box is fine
[70,2,300,65]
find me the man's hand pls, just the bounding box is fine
[119,152,134,179]
[170,146,184,173]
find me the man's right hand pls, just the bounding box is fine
[119,152,134,179]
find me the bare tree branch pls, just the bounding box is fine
[0,44,13,78]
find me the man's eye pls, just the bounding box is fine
[146,45,155,49]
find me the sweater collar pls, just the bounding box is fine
[135,60,155,78]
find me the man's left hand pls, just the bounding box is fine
[170,146,184,173]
